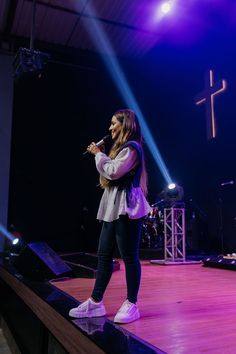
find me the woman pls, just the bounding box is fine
[69,109,151,323]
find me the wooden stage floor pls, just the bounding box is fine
[54,260,236,354]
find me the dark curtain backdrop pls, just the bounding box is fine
[9,57,124,252]
[0,53,14,251]
[8,31,236,253]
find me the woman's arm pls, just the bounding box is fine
[95,147,138,180]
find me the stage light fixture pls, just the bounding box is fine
[12,238,20,245]
[0,224,25,255]
[13,47,50,80]
[160,183,184,207]
[10,238,26,256]
[161,2,172,14]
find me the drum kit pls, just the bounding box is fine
[140,203,164,249]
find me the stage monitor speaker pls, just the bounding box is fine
[202,254,236,271]
[13,242,73,280]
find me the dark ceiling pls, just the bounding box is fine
[1,0,236,60]
[0,0,167,58]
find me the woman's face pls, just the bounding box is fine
[109,116,122,140]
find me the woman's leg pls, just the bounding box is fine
[91,221,116,302]
[115,216,143,304]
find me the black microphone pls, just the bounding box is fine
[220,180,234,186]
[83,135,111,155]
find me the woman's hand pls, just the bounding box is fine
[87,142,101,155]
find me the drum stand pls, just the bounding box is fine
[150,206,200,265]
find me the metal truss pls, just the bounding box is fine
[164,207,186,262]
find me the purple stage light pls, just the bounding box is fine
[160,2,172,15]
[152,0,175,24]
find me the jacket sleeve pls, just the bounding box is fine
[94,147,138,180]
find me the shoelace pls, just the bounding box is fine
[121,301,133,312]
[79,300,90,310]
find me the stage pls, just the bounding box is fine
[1,256,236,353]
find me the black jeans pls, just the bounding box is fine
[91,215,143,304]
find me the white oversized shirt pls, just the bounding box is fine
[95,146,151,222]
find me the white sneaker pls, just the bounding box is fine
[114,300,140,324]
[69,298,106,318]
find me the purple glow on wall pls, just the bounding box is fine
[145,0,236,47]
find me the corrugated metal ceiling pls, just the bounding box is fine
[0,0,162,58]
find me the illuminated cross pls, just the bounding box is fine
[195,70,227,139]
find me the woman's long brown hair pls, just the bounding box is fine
[100,109,148,196]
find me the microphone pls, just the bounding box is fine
[220,180,234,186]
[83,135,111,155]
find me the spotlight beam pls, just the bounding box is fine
[81,3,172,184]
[0,224,16,242]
